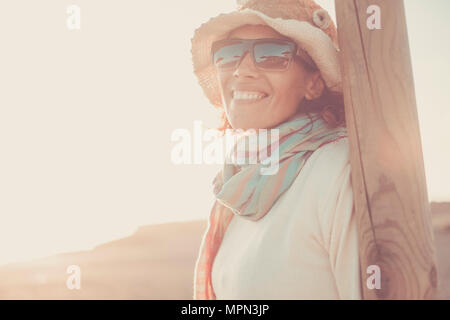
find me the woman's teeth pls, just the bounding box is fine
[232,91,268,101]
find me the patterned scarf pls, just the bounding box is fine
[193,111,348,299]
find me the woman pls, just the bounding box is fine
[190,0,361,300]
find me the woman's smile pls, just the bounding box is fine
[231,90,270,104]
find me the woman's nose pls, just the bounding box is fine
[233,51,259,78]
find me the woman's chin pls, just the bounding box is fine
[230,118,271,131]
[228,105,271,129]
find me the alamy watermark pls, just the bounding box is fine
[367,264,381,290]
[66,264,81,290]
[66,5,81,30]
[170,120,281,175]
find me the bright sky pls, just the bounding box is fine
[0,0,449,266]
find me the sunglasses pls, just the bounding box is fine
[211,38,317,72]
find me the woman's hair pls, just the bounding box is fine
[298,85,347,129]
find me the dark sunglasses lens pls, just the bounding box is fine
[254,42,294,70]
[212,41,245,69]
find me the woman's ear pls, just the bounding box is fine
[304,72,325,100]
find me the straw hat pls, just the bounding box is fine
[190,0,341,108]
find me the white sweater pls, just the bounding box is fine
[211,137,361,299]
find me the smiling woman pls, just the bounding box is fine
[213,34,346,134]
[215,25,323,130]
[190,0,360,300]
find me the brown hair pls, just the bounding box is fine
[298,85,346,129]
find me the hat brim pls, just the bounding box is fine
[191,8,342,108]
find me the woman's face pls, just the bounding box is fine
[216,24,323,130]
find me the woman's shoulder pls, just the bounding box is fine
[278,136,353,249]
[285,136,355,249]
[310,136,352,200]
[313,136,350,168]
[311,137,354,234]
[284,136,351,213]
[300,136,351,190]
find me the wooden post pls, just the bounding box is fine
[335,0,439,299]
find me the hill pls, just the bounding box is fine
[0,202,449,299]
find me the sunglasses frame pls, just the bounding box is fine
[211,38,317,72]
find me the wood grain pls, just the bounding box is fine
[335,0,439,299]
